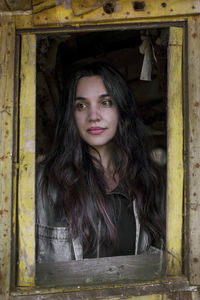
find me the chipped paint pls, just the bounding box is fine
[18,34,36,287]
[15,0,199,27]
[24,140,35,152]
[24,128,35,152]
[166,27,183,276]
[188,16,200,285]
[56,0,71,10]
[193,258,199,263]
[0,105,11,115]
[0,22,15,299]
[0,1,200,297]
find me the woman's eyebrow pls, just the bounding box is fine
[75,96,87,101]
[99,94,110,98]
[75,94,110,101]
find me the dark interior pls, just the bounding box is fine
[36,28,168,165]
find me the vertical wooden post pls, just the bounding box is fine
[166,26,183,276]
[0,22,15,299]
[188,16,200,285]
[18,34,36,286]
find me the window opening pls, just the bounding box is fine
[36,29,168,160]
[33,26,184,287]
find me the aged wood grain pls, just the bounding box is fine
[32,0,56,14]
[166,26,183,276]
[188,16,200,285]
[0,22,15,299]
[18,34,36,287]
[0,0,32,11]
[36,253,165,286]
[10,279,198,299]
[71,0,108,16]
[10,34,21,292]
[32,0,200,26]
[0,0,9,11]
[10,293,163,300]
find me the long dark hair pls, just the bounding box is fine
[41,61,165,252]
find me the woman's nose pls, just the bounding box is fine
[88,105,102,122]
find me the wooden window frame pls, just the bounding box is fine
[16,23,184,288]
[0,4,200,297]
[3,19,199,295]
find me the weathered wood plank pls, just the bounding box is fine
[33,0,200,26]
[166,26,183,276]
[191,291,200,300]
[188,16,200,285]
[18,34,36,287]
[72,0,107,16]
[32,0,55,14]
[36,254,165,286]
[10,294,162,299]
[0,22,15,299]
[10,34,21,292]
[0,0,9,11]
[163,294,179,300]
[0,0,32,11]
[15,14,187,31]
[10,278,194,299]
[10,292,200,300]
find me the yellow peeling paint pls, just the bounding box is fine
[0,22,15,299]
[11,0,199,30]
[106,295,162,300]
[18,34,36,287]
[15,14,34,29]
[32,0,200,27]
[103,295,162,300]
[32,0,55,14]
[166,27,183,276]
[188,16,200,285]
[1,0,199,296]
[14,14,186,30]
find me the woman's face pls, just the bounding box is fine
[74,75,119,152]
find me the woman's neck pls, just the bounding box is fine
[89,144,119,191]
[89,144,114,170]
[104,169,119,192]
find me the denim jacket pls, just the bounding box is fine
[36,168,155,263]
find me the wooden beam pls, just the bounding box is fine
[32,0,200,26]
[32,0,55,14]
[166,26,183,276]
[11,293,163,299]
[0,0,32,11]
[10,277,192,299]
[0,22,15,299]
[0,0,10,11]
[188,16,200,285]
[18,34,36,287]
[36,254,165,286]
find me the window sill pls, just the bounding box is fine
[11,276,196,299]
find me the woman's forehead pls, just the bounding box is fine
[76,76,108,97]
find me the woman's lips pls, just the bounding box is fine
[87,127,107,135]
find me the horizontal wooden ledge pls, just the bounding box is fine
[32,1,200,26]
[11,276,195,299]
[35,253,166,287]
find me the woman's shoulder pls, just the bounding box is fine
[36,162,67,226]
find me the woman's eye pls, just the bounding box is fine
[75,102,87,111]
[101,99,113,107]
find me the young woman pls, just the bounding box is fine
[36,61,165,263]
